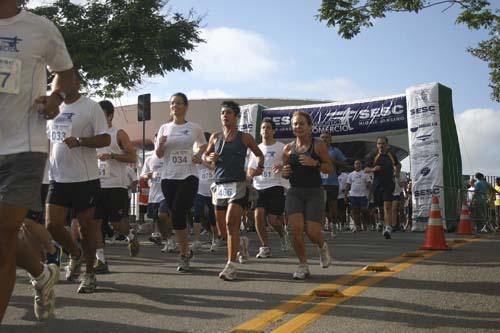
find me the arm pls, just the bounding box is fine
[75,134,111,148]
[282,143,292,179]
[155,128,167,159]
[35,69,75,120]
[314,140,333,174]
[203,133,218,165]
[242,133,264,168]
[98,129,137,163]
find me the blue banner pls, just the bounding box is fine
[262,96,407,139]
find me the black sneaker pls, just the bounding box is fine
[383,228,392,239]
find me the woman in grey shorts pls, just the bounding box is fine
[282,111,334,280]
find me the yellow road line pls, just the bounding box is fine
[232,237,483,333]
[271,238,482,333]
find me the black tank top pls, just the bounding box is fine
[288,140,321,187]
[214,131,247,183]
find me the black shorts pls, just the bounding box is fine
[47,179,100,214]
[95,187,129,222]
[322,185,339,202]
[147,200,169,219]
[255,186,285,216]
[374,182,395,207]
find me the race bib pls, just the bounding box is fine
[49,122,72,143]
[98,160,110,178]
[152,171,162,184]
[0,57,21,94]
[200,168,213,182]
[261,168,278,179]
[170,150,191,166]
[216,182,237,199]
[321,172,329,180]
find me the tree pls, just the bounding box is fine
[22,0,203,98]
[316,0,499,102]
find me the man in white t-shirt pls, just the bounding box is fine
[0,1,74,322]
[45,71,110,294]
[248,118,290,259]
[345,160,371,231]
[94,100,137,273]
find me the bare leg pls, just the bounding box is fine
[254,208,268,247]
[77,208,97,273]
[288,213,307,264]
[226,204,243,262]
[46,204,80,257]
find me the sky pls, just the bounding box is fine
[30,0,500,176]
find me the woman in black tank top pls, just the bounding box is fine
[282,111,334,279]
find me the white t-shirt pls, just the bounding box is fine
[347,170,371,198]
[48,96,108,182]
[338,172,349,199]
[392,171,407,196]
[197,163,215,197]
[248,141,285,190]
[155,122,206,180]
[141,154,165,204]
[0,10,73,155]
[97,127,128,189]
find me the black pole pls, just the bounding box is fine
[142,119,146,166]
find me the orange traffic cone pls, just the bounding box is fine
[420,195,449,250]
[457,202,473,235]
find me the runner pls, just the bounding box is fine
[0,1,74,322]
[140,148,175,253]
[45,70,110,293]
[282,111,333,280]
[345,160,371,232]
[94,100,138,274]
[155,92,207,272]
[247,118,290,258]
[204,101,264,280]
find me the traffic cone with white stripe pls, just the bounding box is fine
[420,195,449,250]
[457,201,473,235]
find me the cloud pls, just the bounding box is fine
[186,89,232,99]
[455,108,500,176]
[188,27,281,82]
[287,78,368,101]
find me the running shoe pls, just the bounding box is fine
[376,223,383,232]
[280,233,291,252]
[148,232,163,245]
[128,230,140,257]
[191,240,203,254]
[77,272,97,294]
[318,242,332,268]
[65,254,82,282]
[93,259,109,274]
[32,264,58,320]
[161,237,176,253]
[292,264,310,280]
[383,226,392,239]
[210,238,221,252]
[219,262,237,281]
[256,246,271,258]
[177,255,190,272]
[46,244,63,267]
[237,251,248,264]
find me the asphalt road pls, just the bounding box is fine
[2,229,500,333]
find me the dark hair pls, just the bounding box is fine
[475,172,484,180]
[377,136,389,144]
[204,132,211,141]
[261,117,276,130]
[171,92,188,106]
[99,100,114,116]
[221,100,240,116]
[292,111,312,125]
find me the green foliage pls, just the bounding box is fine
[317,0,500,102]
[24,0,203,98]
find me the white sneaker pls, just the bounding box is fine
[256,246,271,258]
[210,238,221,252]
[177,255,190,272]
[240,236,250,258]
[318,242,332,268]
[219,262,237,281]
[280,233,291,252]
[292,264,310,280]
[383,226,392,239]
[161,237,176,253]
[65,254,82,281]
[32,264,59,320]
[77,272,97,294]
[191,240,203,253]
[237,251,248,264]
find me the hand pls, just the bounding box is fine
[207,152,219,164]
[64,136,80,149]
[158,135,167,146]
[192,154,203,164]
[298,155,317,167]
[97,153,112,161]
[254,165,264,177]
[272,164,283,173]
[282,164,292,178]
[35,95,60,120]
[364,167,372,173]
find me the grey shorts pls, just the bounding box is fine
[211,181,248,209]
[0,152,47,211]
[285,187,325,223]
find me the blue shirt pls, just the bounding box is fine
[321,146,347,186]
[474,180,490,203]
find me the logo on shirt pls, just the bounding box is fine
[0,37,22,53]
[170,129,191,137]
[54,112,75,123]
[420,167,431,176]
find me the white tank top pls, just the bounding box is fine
[97,127,128,189]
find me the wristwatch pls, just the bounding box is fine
[316,160,321,168]
[76,137,83,147]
